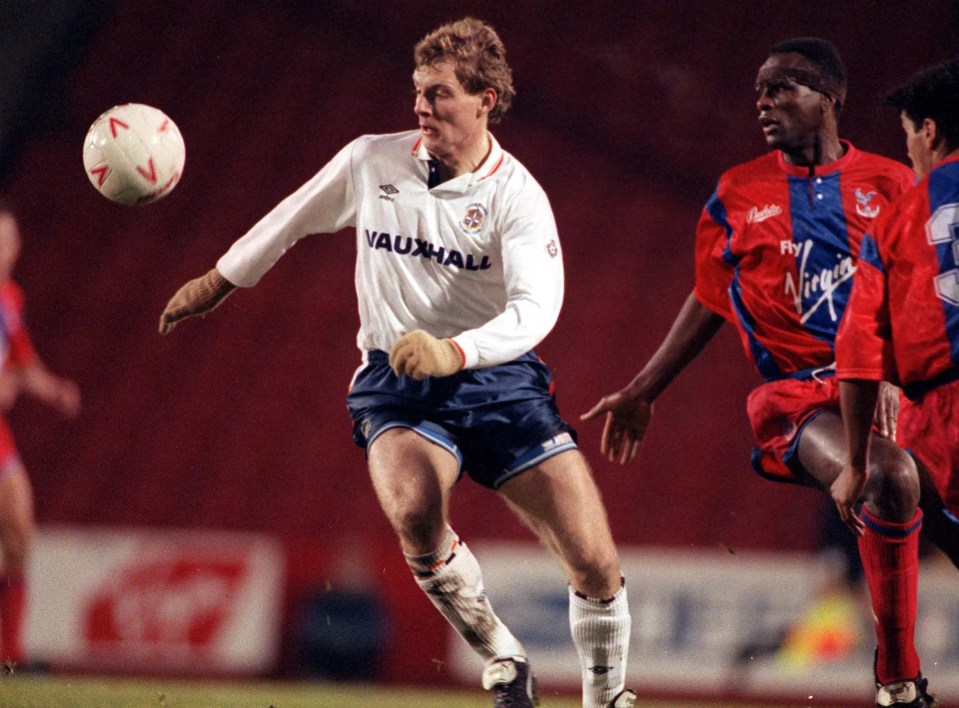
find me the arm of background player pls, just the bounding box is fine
[834,379,878,535]
[833,234,891,533]
[581,290,724,465]
[1,300,79,416]
[16,358,81,418]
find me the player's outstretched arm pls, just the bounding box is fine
[581,290,724,465]
[18,360,81,417]
[159,268,236,334]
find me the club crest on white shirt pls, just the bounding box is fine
[460,203,488,234]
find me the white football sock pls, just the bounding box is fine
[406,527,525,662]
[569,581,631,708]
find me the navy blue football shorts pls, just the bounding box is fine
[346,350,578,490]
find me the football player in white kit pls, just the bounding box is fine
[159,17,634,708]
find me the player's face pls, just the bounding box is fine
[755,53,828,152]
[413,61,493,164]
[901,112,935,181]
[0,214,21,281]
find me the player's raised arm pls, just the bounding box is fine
[158,267,236,334]
[581,290,724,465]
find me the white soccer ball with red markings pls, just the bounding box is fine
[82,103,185,205]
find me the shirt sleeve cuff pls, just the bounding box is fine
[450,336,480,369]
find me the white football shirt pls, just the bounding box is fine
[217,130,564,369]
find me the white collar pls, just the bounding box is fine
[411,132,505,193]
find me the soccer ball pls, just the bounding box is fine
[82,103,185,205]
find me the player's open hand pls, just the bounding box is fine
[580,391,653,465]
[873,381,900,441]
[830,463,867,536]
[159,268,236,334]
[389,330,464,380]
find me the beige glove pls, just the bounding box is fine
[389,330,464,380]
[158,268,236,334]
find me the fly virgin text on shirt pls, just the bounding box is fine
[364,230,493,271]
[782,239,855,324]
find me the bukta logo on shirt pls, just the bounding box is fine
[459,203,488,234]
[747,204,783,223]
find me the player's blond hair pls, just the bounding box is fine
[414,17,515,123]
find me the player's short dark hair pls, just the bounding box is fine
[771,37,847,88]
[886,58,959,153]
[414,17,515,123]
[770,37,847,114]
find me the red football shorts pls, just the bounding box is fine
[746,376,841,485]
[899,379,959,515]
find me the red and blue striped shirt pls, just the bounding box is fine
[837,153,959,398]
[696,141,912,382]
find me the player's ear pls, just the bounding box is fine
[478,87,497,118]
[921,117,943,151]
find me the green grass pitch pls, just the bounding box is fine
[0,674,804,708]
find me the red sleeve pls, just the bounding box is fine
[693,194,735,320]
[835,235,893,382]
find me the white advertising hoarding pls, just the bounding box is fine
[25,526,285,674]
[450,543,959,703]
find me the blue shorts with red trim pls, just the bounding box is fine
[346,350,578,490]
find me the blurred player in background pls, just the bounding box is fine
[159,17,634,708]
[0,206,80,667]
[583,39,939,706]
[838,57,959,701]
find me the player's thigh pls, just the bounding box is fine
[499,450,619,582]
[367,427,459,530]
[798,410,917,502]
[794,410,847,488]
[0,464,34,562]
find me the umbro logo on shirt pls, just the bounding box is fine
[379,184,399,203]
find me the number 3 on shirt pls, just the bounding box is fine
[928,202,959,305]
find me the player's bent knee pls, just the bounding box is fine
[868,446,921,519]
[390,506,445,549]
[0,529,30,570]
[567,553,622,598]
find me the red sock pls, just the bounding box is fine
[0,572,26,663]
[857,507,922,684]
